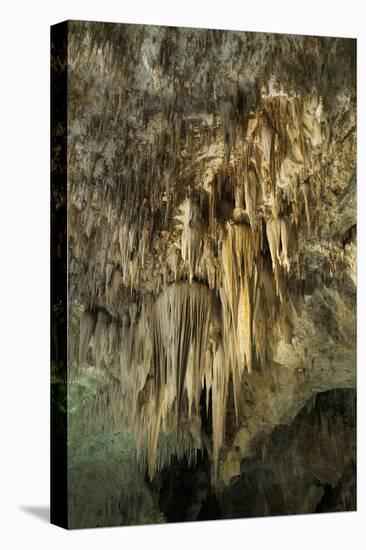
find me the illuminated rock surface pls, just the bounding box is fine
[62,22,356,527]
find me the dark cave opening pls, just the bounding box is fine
[151,388,356,523]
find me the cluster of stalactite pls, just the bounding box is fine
[67,22,354,485]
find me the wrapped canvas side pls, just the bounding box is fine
[51,20,68,529]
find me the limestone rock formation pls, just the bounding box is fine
[60,21,356,527]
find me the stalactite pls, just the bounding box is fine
[79,309,97,364]
[69,23,345,489]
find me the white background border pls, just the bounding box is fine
[0,1,364,548]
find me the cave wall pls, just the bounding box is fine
[60,21,356,527]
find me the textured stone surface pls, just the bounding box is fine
[63,21,356,526]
